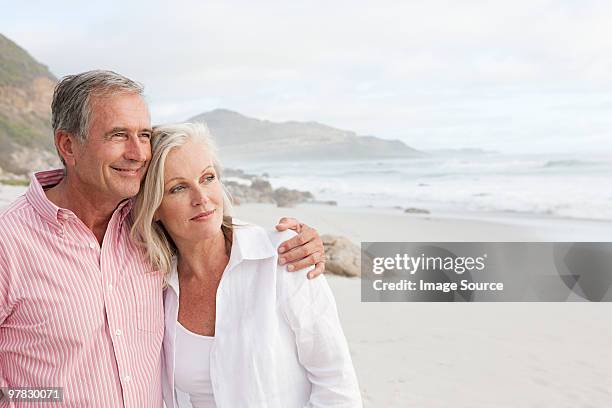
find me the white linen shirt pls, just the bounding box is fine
[161,221,362,408]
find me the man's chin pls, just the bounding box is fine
[111,181,141,201]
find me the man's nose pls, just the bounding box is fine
[124,134,148,162]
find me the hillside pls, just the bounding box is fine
[0,33,59,175]
[190,109,422,162]
[0,34,422,175]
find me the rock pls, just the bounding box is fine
[321,234,361,277]
[222,167,258,180]
[224,178,314,207]
[7,146,60,175]
[404,207,430,214]
[224,180,275,206]
[312,200,337,206]
[273,187,313,208]
[0,178,29,186]
[250,178,273,194]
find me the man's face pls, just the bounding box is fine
[70,92,152,203]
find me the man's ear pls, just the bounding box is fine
[55,130,79,166]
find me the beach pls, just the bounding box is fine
[2,186,611,406]
[234,203,612,407]
[331,279,612,407]
[233,202,612,242]
[3,11,612,405]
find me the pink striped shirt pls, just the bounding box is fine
[0,169,163,407]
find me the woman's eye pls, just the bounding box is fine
[170,185,185,194]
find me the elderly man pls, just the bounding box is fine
[0,70,325,407]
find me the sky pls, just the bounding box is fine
[1,0,612,154]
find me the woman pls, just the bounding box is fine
[131,123,362,407]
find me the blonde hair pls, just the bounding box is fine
[130,122,234,281]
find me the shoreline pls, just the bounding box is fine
[2,183,611,241]
[2,182,612,241]
[232,202,612,242]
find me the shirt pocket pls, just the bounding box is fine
[130,270,164,333]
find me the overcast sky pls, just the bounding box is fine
[2,0,612,154]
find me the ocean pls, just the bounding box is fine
[231,152,612,221]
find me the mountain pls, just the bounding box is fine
[0,33,421,174]
[427,148,498,156]
[189,109,422,162]
[0,33,59,175]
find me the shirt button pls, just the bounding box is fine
[107,283,113,292]
[124,375,131,383]
[89,242,96,249]
[115,329,123,337]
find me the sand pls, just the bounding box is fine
[234,202,612,242]
[234,203,612,407]
[2,186,611,406]
[330,277,612,407]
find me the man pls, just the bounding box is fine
[0,70,325,407]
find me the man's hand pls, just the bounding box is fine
[275,217,325,279]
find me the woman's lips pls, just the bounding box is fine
[190,209,215,221]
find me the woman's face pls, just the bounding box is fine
[155,138,224,246]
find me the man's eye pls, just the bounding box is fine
[203,175,216,183]
[140,133,151,139]
[113,132,127,139]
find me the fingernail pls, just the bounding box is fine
[278,246,286,253]
[307,272,313,279]
[287,265,294,271]
[279,257,286,265]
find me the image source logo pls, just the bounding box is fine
[361,242,612,302]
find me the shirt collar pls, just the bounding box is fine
[116,199,134,224]
[167,219,277,295]
[25,168,134,228]
[228,219,277,263]
[25,168,67,227]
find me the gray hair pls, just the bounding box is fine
[51,70,145,162]
[130,122,234,281]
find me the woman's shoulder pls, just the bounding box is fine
[266,228,298,251]
[231,218,297,251]
[232,219,318,303]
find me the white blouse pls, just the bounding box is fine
[174,321,216,408]
[161,220,362,408]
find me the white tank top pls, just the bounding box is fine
[174,321,217,408]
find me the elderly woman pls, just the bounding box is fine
[131,123,362,407]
